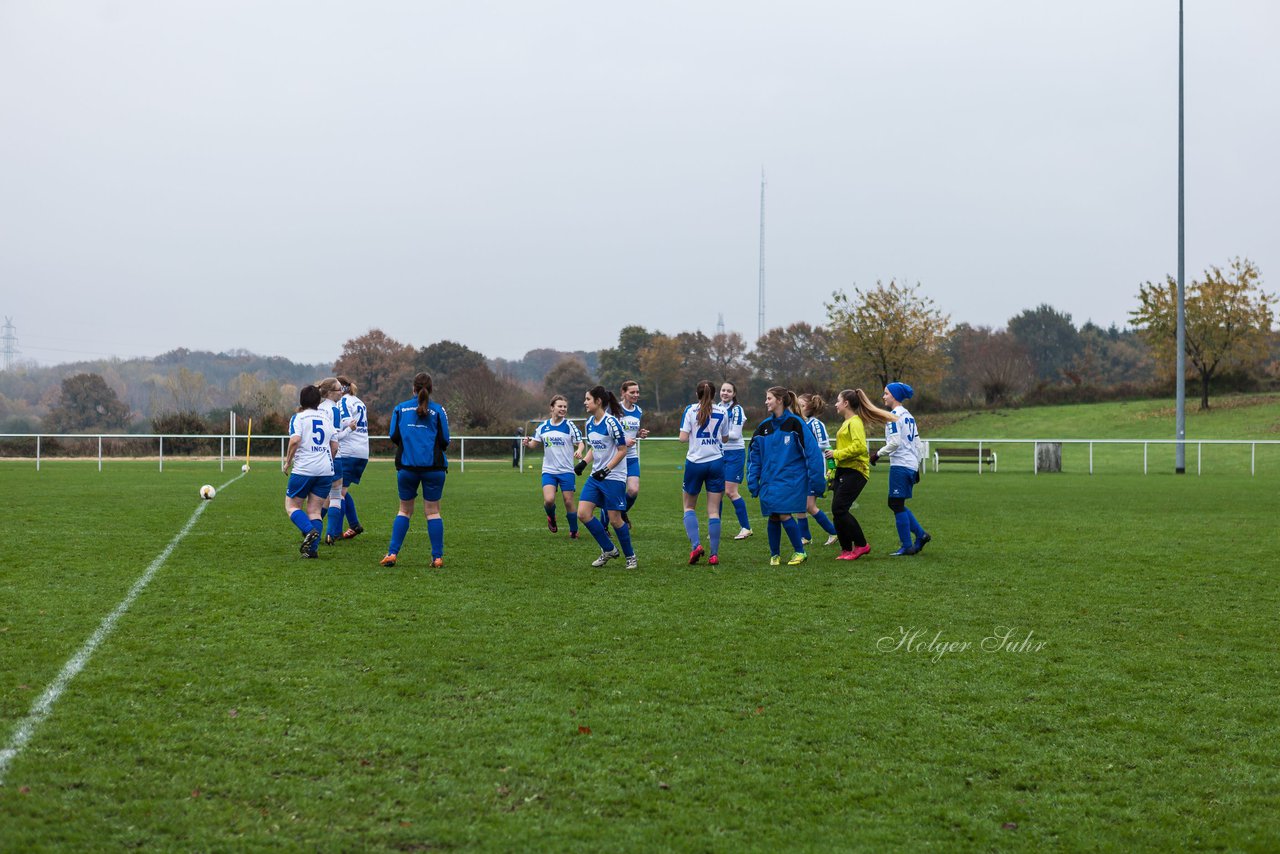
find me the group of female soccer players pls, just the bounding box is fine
[523,378,931,568]
[282,373,930,568]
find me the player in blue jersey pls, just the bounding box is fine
[871,382,931,556]
[746,387,826,566]
[380,372,450,568]
[577,385,637,569]
[719,381,753,541]
[616,380,648,527]
[797,394,840,548]
[524,394,586,538]
[679,381,728,565]
[283,385,339,559]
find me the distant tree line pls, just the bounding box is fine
[2,257,1275,450]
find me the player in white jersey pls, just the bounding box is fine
[797,394,840,547]
[328,375,371,542]
[316,378,351,545]
[679,381,728,565]
[871,382,931,556]
[577,385,637,569]
[719,381,753,540]
[617,380,648,527]
[524,394,586,538]
[283,385,339,558]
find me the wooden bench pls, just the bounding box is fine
[933,446,997,472]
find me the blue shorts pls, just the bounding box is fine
[397,469,447,502]
[580,477,627,511]
[722,448,746,484]
[541,471,575,492]
[338,456,369,486]
[683,458,725,495]
[888,466,917,500]
[626,457,640,478]
[286,473,335,500]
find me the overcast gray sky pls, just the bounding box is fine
[2,1,1276,368]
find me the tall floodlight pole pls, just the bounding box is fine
[1175,0,1187,473]
[758,169,767,341]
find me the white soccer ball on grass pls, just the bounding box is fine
[200,484,216,500]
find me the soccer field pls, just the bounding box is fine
[2,450,1278,851]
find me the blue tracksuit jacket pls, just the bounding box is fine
[746,410,826,515]
[389,397,450,471]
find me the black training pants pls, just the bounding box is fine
[830,467,868,550]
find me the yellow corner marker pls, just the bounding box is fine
[242,417,253,472]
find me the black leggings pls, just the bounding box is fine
[830,468,868,549]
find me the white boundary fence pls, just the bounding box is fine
[4,433,1279,476]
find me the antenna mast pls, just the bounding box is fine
[757,169,767,340]
[1,317,18,371]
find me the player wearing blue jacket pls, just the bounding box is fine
[380,372,450,568]
[746,387,826,566]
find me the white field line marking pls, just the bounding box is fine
[0,474,242,785]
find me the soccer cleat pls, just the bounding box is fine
[836,550,856,561]
[379,554,397,567]
[914,532,932,553]
[300,551,319,559]
[852,544,872,560]
[769,555,781,566]
[547,516,558,533]
[787,552,808,566]
[890,546,918,557]
[733,528,753,540]
[301,530,320,556]
[625,554,639,569]
[569,531,579,540]
[431,557,444,568]
[708,554,719,566]
[824,535,839,547]
[801,537,812,546]
[324,534,337,546]
[688,544,705,565]
[341,525,364,540]
[591,548,620,567]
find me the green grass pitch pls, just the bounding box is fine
[2,434,1278,850]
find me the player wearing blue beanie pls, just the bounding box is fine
[870,382,931,556]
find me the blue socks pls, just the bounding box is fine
[343,493,359,528]
[326,501,344,539]
[731,496,749,529]
[544,501,557,521]
[427,517,444,559]
[767,519,782,556]
[388,514,411,555]
[584,516,614,551]
[906,508,925,540]
[683,510,700,547]
[709,517,721,555]
[813,510,836,536]
[799,517,812,542]
[289,509,311,535]
[894,511,913,550]
[782,517,805,552]
[567,511,578,534]
[614,523,634,558]
[625,493,637,512]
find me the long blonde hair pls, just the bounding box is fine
[839,388,898,427]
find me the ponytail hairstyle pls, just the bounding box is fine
[766,386,797,415]
[413,372,433,418]
[799,393,827,419]
[695,380,715,428]
[587,384,623,417]
[840,388,898,427]
[298,384,322,412]
[336,374,357,396]
[317,377,342,397]
[721,380,738,405]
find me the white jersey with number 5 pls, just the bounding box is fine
[289,408,337,476]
